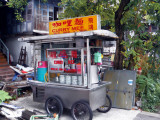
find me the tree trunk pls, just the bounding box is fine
[114,29,124,70]
[127,54,135,70]
[114,0,131,70]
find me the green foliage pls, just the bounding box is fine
[0,2,2,7]
[121,30,151,70]
[120,0,160,112]
[123,28,160,112]
[41,0,48,3]
[0,90,12,103]
[136,74,160,112]
[7,0,27,22]
[58,0,118,30]
[4,0,48,22]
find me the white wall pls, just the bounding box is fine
[5,35,34,67]
[34,43,42,67]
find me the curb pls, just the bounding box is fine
[141,111,160,118]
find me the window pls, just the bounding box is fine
[27,14,32,21]
[54,7,58,20]
[22,10,26,21]
[43,16,47,21]
[49,6,53,21]
[28,2,32,9]
[49,12,53,21]
[43,10,47,15]
[27,2,32,21]
[57,7,64,18]
[27,9,32,14]
[47,48,87,86]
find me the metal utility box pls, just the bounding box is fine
[103,70,136,109]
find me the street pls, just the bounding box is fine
[9,94,160,120]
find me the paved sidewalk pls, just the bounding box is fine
[134,111,160,120]
[10,95,160,120]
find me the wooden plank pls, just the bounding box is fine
[9,66,34,75]
[9,66,22,75]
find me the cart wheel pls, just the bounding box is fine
[71,101,93,120]
[97,94,112,113]
[45,96,63,117]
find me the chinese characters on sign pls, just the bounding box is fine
[49,15,100,35]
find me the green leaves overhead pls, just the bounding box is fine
[7,0,27,22]
[59,0,118,29]
[7,0,27,11]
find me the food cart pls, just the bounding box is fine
[18,16,118,120]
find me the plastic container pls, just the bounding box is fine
[55,76,59,83]
[76,63,86,74]
[37,61,48,82]
[72,76,78,85]
[71,50,77,58]
[84,75,88,86]
[37,68,48,82]
[71,64,76,69]
[59,75,65,84]
[77,75,87,86]
[94,52,102,63]
[38,61,48,68]
[78,76,82,86]
[64,68,77,73]
[66,75,72,85]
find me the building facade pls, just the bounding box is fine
[0,0,61,67]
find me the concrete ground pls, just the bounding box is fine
[10,94,160,120]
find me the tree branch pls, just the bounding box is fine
[115,0,131,25]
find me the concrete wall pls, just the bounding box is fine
[34,43,41,67]
[5,36,34,67]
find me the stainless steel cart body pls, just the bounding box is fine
[29,80,110,111]
[18,30,118,119]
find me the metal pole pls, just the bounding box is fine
[87,38,91,88]
[7,51,9,64]
[81,48,84,86]
[33,43,36,80]
[0,39,9,64]
[47,49,50,82]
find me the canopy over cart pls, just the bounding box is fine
[18,30,118,43]
[18,29,118,120]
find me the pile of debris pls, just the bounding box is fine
[0,103,59,120]
[0,64,34,98]
[3,81,32,98]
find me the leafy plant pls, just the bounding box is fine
[0,2,2,7]
[4,0,48,22]
[124,32,160,112]
[6,0,27,22]
[121,36,143,70]
[41,0,48,3]
[136,74,160,112]
[0,90,12,103]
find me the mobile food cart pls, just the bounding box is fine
[18,16,118,120]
